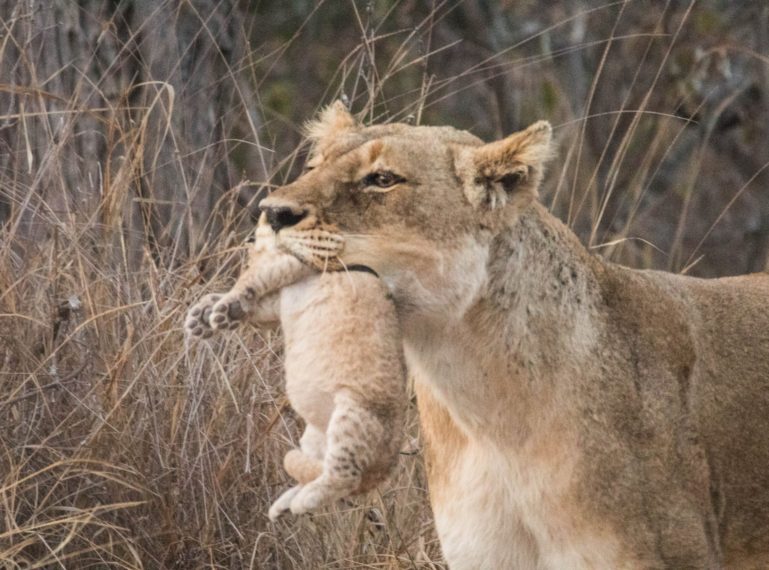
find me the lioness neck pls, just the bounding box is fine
[407,202,605,441]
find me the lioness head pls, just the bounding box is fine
[260,102,552,322]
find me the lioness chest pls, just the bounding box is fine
[408,329,629,569]
[420,395,625,570]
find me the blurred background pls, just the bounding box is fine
[1,1,768,568]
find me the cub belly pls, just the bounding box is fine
[280,275,337,428]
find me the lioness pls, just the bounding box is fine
[231,102,769,568]
[186,225,406,520]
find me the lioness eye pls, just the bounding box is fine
[362,170,405,190]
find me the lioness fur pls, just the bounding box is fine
[186,224,406,520]
[239,102,769,569]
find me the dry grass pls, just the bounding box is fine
[0,151,441,568]
[0,117,441,567]
[0,2,447,567]
[2,1,768,568]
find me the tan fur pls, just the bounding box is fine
[248,104,769,568]
[185,222,407,521]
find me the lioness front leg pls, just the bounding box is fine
[210,250,310,331]
[289,394,385,515]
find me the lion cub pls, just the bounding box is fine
[185,225,406,520]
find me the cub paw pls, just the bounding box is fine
[185,293,222,339]
[210,293,247,331]
[290,480,347,515]
[268,485,301,522]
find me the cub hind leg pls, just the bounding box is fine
[269,425,325,521]
[289,392,387,515]
[284,424,325,484]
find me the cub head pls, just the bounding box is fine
[260,101,553,322]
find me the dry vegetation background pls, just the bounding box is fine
[1,1,768,568]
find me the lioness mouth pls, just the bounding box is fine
[343,264,379,278]
[273,227,345,271]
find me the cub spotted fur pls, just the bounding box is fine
[238,102,769,569]
[185,224,406,519]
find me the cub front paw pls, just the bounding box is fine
[185,293,222,339]
[210,294,247,331]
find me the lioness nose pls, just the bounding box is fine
[261,205,308,232]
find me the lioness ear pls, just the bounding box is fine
[305,100,359,142]
[457,120,553,210]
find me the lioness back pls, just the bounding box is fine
[669,272,769,566]
[593,267,769,567]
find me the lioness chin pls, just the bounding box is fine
[256,102,769,569]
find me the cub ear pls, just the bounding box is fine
[305,100,359,142]
[457,120,553,210]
